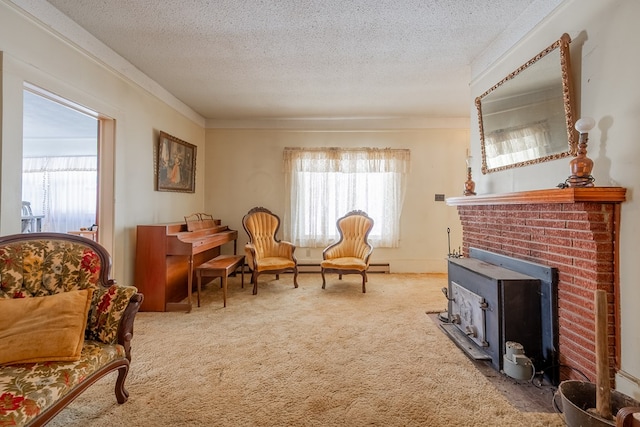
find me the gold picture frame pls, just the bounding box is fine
[156,131,196,193]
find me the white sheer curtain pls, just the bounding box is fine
[484,121,552,169]
[283,147,410,248]
[22,156,97,233]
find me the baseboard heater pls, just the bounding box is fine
[297,263,390,273]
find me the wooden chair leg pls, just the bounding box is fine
[362,272,366,293]
[321,270,326,289]
[252,272,258,295]
[115,364,130,404]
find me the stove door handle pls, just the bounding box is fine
[441,287,455,301]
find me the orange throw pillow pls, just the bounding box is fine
[0,289,93,365]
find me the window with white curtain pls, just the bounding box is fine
[22,156,97,233]
[283,147,410,248]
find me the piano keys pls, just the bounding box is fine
[135,220,238,312]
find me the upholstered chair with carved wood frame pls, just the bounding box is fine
[242,207,298,295]
[321,210,374,293]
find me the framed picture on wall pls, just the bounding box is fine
[156,131,196,193]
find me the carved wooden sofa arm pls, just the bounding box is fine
[617,407,640,427]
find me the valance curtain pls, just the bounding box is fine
[22,156,97,233]
[283,147,410,248]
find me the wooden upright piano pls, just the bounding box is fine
[135,218,238,312]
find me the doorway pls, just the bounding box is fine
[22,87,99,238]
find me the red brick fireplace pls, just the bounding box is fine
[447,187,626,384]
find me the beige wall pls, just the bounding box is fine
[0,1,206,286]
[204,127,468,272]
[469,0,640,397]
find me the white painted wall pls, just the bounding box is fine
[469,0,640,398]
[0,1,206,286]
[204,127,468,273]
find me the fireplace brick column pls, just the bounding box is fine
[447,187,625,385]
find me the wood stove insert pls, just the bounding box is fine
[444,248,558,383]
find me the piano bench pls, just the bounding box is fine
[195,255,245,308]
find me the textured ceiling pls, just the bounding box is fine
[29,0,564,122]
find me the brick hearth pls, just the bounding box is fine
[447,187,626,385]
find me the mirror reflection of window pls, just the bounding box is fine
[485,121,551,169]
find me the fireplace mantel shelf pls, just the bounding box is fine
[446,187,626,206]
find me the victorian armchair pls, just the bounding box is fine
[321,210,374,293]
[242,207,298,295]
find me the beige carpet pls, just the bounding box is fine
[50,273,565,426]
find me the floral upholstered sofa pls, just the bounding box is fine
[0,232,143,427]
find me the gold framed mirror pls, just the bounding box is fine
[476,33,577,174]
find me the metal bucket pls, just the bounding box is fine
[558,380,640,427]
